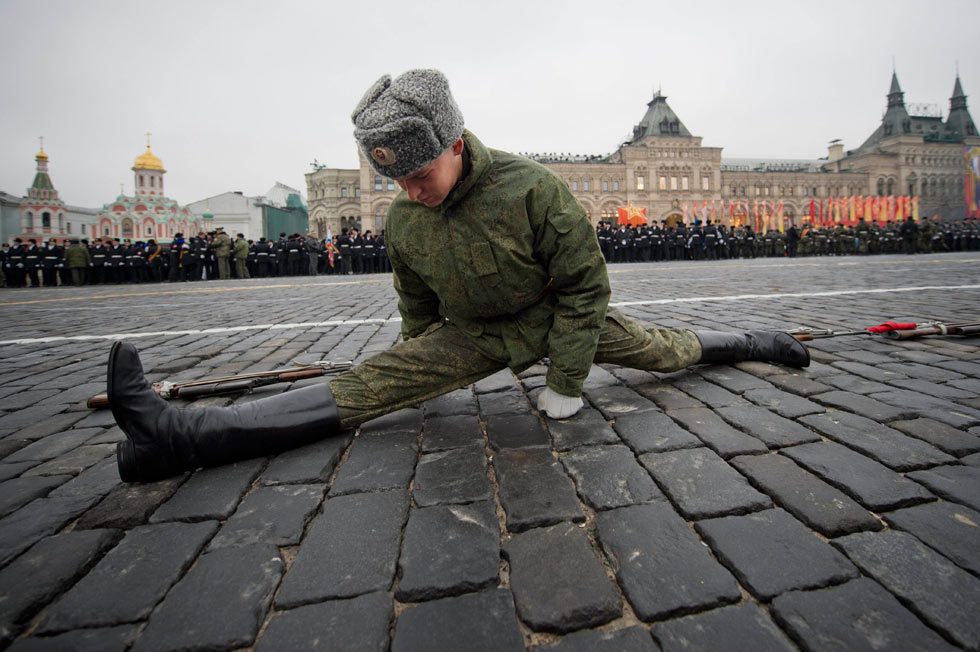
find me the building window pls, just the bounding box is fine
[387,179,395,191]
[702,177,709,190]
[803,187,809,196]
[636,176,644,190]
[139,175,144,187]
[82,224,86,235]
[613,181,619,191]
[375,176,382,191]
[42,212,51,229]
[583,181,589,192]
[341,187,347,198]
[572,181,578,191]
[682,177,689,190]
[659,177,667,190]
[787,186,793,196]
[150,176,155,188]
[67,223,72,234]
[602,181,608,192]
[670,177,677,190]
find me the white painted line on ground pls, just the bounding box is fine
[2,284,978,346]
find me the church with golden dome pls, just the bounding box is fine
[92,135,203,242]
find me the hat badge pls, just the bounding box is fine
[371,146,396,166]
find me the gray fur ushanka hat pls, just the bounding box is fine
[351,69,464,179]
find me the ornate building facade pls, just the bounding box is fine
[92,138,202,242]
[10,144,97,244]
[306,71,979,235]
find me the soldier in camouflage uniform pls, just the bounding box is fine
[105,69,809,483]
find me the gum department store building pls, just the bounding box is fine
[306,72,979,235]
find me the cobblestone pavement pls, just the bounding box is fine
[0,252,979,651]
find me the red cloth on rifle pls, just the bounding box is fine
[865,321,917,333]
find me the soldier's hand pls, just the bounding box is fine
[537,387,584,420]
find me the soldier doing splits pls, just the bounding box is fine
[106,70,810,482]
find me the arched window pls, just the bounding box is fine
[139,175,144,187]
[877,178,885,196]
[374,176,382,191]
[375,206,387,231]
[26,212,34,229]
[42,212,51,229]
[886,178,895,195]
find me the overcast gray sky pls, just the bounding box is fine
[2,0,977,209]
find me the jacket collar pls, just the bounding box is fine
[440,129,491,212]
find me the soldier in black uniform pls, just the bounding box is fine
[275,233,287,276]
[350,228,364,273]
[146,240,163,282]
[673,222,688,260]
[41,239,62,287]
[336,228,353,275]
[377,229,390,272]
[23,239,41,287]
[255,237,275,278]
[285,234,302,276]
[702,221,717,260]
[167,234,184,282]
[0,242,9,287]
[363,230,377,273]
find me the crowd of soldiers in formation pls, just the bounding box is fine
[3,217,979,288]
[595,216,980,262]
[0,227,390,288]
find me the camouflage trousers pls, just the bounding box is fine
[329,308,701,428]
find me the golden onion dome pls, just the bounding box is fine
[35,148,48,161]
[133,146,166,172]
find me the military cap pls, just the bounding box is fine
[351,69,464,179]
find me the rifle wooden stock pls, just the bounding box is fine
[86,362,352,409]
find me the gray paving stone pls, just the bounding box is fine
[0,529,119,647]
[47,457,120,499]
[504,521,620,633]
[8,625,139,652]
[964,452,980,467]
[884,500,980,576]
[478,388,532,415]
[397,500,499,602]
[260,432,352,485]
[561,444,665,510]
[357,407,423,436]
[150,458,264,522]
[696,366,771,393]
[0,475,70,519]
[830,360,909,383]
[584,385,658,419]
[276,490,409,607]
[421,414,484,452]
[798,411,955,471]
[494,447,583,532]
[665,407,768,458]
[392,588,525,652]
[652,603,796,652]
[209,483,323,550]
[607,366,658,387]
[70,408,118,429]
[23,443,116,477]
[672,375,744,407]
[613,409,701,454]
[536,626,656,652]
[640,447,771,519]
[0,389,62,412]
[879,361,965,382]
[730,453,881,537]
[821,373,893,394]
[37,520,217,633]
[890,349,956,364]
[950,377,980,393]
[132,543,282,652]
[735,360,793,377]
[583,365,621,390]
[0,494,100,567]
[6,411,87,442]
[422,387,478,417]
[906,464,980,511]
[595,503,740,621]
[4,428,102,463]
[810,390,914,422]
[0,406,76,431]
[763,372,834,397]
[413,443,491,506]
[634,383,703,410]
[75,476,184,530]
[474,369,519,394]
[834,530,980,649]
[741,387,825,418]
[716,404,821,448]
[256,591,392,652]
[771,577,956,652]
[936,359,980,376]
[0,461,35,482]
[546,407,620,451]
[868,388,980,427]
[486,413,551,450]
[889,417,980,456]
[0,437,30,462]
[329,430,417,496]
[887,377,976,401]
[781,441,934,511]
[696,508,858,600]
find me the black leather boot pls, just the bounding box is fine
[694,330,810,368]
[108,341,341,482]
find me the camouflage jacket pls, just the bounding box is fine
[385,130,610,397]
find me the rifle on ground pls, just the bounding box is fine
[86,360,353,409]
[789,321,980,342]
